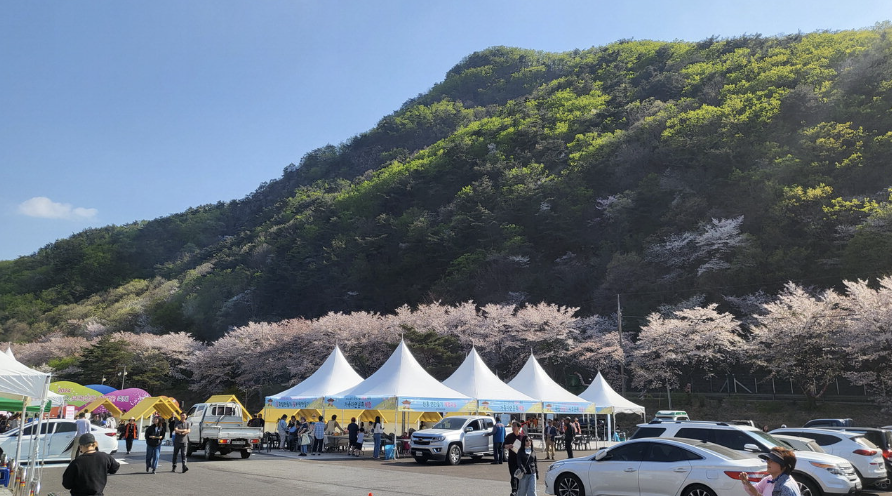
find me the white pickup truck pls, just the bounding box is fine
[184,402,262,459]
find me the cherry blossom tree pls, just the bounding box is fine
[747,283,847,406]
[570,315,628,386]
[631,304,743,391]
[646,216,749,277]
[837,277,892,410]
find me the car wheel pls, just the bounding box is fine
[683,485,717,496]
[240,450,251,459]
[186,443,194,457]
[446,444,462,465]
[555,473,584,496]
[204,440,215,460]
[792,475,820,496]
[413,455,427,464]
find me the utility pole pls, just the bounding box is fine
[617,294,625,396]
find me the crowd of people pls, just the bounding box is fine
[262,413,391,458]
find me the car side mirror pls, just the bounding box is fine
[743,443,760,452]
[595,449,610,461]
[465,427,473,433]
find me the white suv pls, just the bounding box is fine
[632,421,860,496]
[771,428,888,488]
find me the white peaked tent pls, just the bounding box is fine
[579,372,645,415]
[265,345,364,410]
[507,354,598,414]
[443,348,538,413]
[330,340,473,413]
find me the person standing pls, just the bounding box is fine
[144,416,166,474]
[171,412,191,473]
[487,418,506,464]
[123,417,138,455]
[276,414,288,450]
[63,433,120,496]
[297,416,310,456]
[543,419,558,460]
[312,415,326,455]
[71,412,92,460]
[372,416,384,459]
[346,417,359,456]
[740,447,801,496]
[505,421,527,496]
[515,437,539,496]
[562,418,576,459]
[168,415,177,440]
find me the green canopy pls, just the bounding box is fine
[0,397,51,413]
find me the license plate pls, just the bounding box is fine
[231,441,245,445]
[415,451,422,456]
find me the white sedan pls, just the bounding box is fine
[545,437,766,496]
[0,419,118,462]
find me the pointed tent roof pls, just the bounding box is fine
[507,354,598,414]
[266,345,364,409]
[443,348,538,413]
[0,347,51,402]
[78,396,123,418]
[578,372,645,415]
[330,340,473,412]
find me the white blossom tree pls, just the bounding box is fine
[747,283,847,406]
[631,304,743,391]
[570,315,628,387]
[837,277,892,410]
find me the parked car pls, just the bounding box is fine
[631,420,861,496]
[652,410,690,421]
[771,427,888,489]
[818,426,892,484]
[805,419,855,428]
[0,419,118,462]
[545,437,767,496]
[773,434,826,453]
[409,415,495,465]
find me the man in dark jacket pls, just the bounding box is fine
[504,421,527,496]
[62,433,120,496]
[562,417,575,459]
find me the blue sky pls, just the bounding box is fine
[1,1,888,261]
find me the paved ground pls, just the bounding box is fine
[7,440,892,496]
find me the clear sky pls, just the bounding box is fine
[1,1,888,261]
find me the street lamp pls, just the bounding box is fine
[118,365,127,390]
[101,376,106,385]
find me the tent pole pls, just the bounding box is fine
[13,396,27,469]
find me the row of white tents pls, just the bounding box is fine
[265,341,645,438]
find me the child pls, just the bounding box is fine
[354,428,365,456]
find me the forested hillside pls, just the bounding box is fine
[2,25,892,345]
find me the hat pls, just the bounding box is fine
[78,433,96,446]
[758,451,787,467]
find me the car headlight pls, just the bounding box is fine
[433,435,444,442]
[810,461,844,476]
[548,462,561,472]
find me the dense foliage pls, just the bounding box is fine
[2,25,892,354]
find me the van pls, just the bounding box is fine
[652,410,689,421]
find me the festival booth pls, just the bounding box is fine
[442,347,538,414]
[578,371,646,441]
[0,348,53,493]
[263,345,367,432]
[126,396,182,432]
[49,381,103,407]
[329,340,475,438]
[78,397,123,418]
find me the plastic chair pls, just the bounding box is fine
[383,444,395,460]
[0,467,10,487]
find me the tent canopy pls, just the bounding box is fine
[265,345,364,410]
[331,340,473,412]
[0,349,51,401]
[0,397,51,413]
[79,397,123,418]
[127,396,182,420]
[578,372,645,416]
[507,354,598,414]
[443,347,538,413]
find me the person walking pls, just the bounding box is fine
[63,433,120,496]
[312,415,326,455]
[740,447,801,496]
[171,412,191,473]
[346,417,359,456]
[562,418,575,459]
[515,437,539,496]
[144,416,166,474]
[487,418,506,464]
[168,415,177,440]
[123,417,139,455]
[372,416,384,459]
[71,411,91,461]
[543,419,558,460]
[505,421,527,496]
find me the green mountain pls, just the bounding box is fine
[3,25,892,343]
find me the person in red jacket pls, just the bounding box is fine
[123,417,139,454]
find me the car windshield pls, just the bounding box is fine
[432,418,468,430]
[747,429,784,448]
